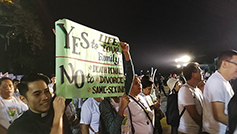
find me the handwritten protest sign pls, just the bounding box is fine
[55,19,124,98]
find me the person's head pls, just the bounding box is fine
[0,77,14,99]
[50,74,56,84]
[173,74,177,78]
[130,75,142,96]
[183,62,203,83]
[141,77,153,95]
[167,78,181,91]
[12,79,20,92]
[18,73,51,113]
[217,50,237,80]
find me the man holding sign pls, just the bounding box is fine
[8,74,71,134]
[99,42,135,134]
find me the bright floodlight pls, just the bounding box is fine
[175,55,191,62]
[183,63,188,67]
[177,64,181,68]
[179,56,190,62]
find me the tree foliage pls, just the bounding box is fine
[0,0,54,75]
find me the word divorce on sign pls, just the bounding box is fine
[99,76,124,84]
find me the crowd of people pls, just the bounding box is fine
[166,50,237,134]
[0,42,237,134]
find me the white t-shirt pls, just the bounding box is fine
[73,98,83,109]
[203,71,234,134]
[140,93,155,126]
[128,94,153,134]
[12,90,20,97]
[48,83,55,97]
[149,88,157,102]
[80,98,100,134]
[178,83,203,134]
[140,93,154,107]
[0,96,28,129]
[110,98,132,134]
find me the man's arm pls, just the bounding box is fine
[117,94,130,116]
[0,124,7,134]
[212,102,228,125]
[99,97,125,134]
[80,124,89,134]
[151,99,161,110]
[50,96,65,134]
[120,42,134,95]
[185,105,202,127]
[120,42,131,61]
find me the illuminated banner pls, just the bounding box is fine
[55,19,124,98]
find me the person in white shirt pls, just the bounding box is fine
[203,50,237,134]
[140,76,162,134]
[0,77,28,134]
[48,74,56,97]
[12,79,20,97]
[80,97,103,134]
[178,62,203,134]
[129,76,154,134]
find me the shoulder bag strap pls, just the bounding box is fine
[128,95,153,124]
[127,106,135,134]
[179,108,186,118]
[89,126,99,134]
[179,84,197,118]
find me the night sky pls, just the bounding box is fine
[36,0,237,75]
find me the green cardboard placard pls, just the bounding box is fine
[55,19,124,98]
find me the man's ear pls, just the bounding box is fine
[19,95,28,105]
[222,60,228,68]
[191,72,195,78]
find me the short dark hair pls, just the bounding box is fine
[12,79,20,83]
[183,62,199,81]
[217,50,237,69]
[51,74,55,78]
[141,76,153,89]
[0,77,12,86]
[17,73,50,98]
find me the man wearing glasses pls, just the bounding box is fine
[202,50,237,134]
